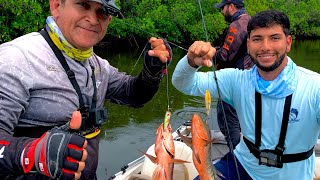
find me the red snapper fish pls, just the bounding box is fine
[191,113,220,180]
[144,123,189,180]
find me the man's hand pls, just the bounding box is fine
[187,41,216,68]
[21,111,87,180]
[147,37,172,63]
[143,37,172,78]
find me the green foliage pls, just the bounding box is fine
[0,0,49,43]
[268,0,320,38]
[1,0,320,44]
[110,0,320,45]
[111,0,228,45]
[245,0,270,15]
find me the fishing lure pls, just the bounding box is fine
[163,110,171,130]
[205,89,211,118]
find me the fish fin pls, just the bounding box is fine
[138,150,158,164]
[171,158,191,164]
[177,130,192,146]
[144,153,158,164]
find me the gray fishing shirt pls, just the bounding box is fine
[0,32,165,179]
[0,32,154,131]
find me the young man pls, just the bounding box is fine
[214,0,252,150]
[0,0,172,179]
[172,10,320,179]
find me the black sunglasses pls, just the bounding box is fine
[102,4,124,19]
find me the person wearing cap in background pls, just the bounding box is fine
[214,0,252,152]
[0,0,172,179]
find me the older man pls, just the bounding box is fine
[0,0,172,179]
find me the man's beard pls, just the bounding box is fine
[224,9,232,23]
[224,15,232,23]
[251,53,286,72]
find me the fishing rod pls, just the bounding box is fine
[196,0,241,179]
[196,0,211,124]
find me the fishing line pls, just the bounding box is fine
[196,0,208,41]
[196,0,241,179]
[213,56,241,180]
[124,28,172,111]
[120,20,187,76]
[167,41,188,51]
[129,41,149,75]
[111,16,190,127]
[128,40,172,127]
[116,20,174,127]
[108,18,188,52]
[165,60,170,112]
[196,0,211,124]
[162,37,172,129]
[163,54,172,130]
[128,38,187,76]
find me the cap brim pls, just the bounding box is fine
[101,0,124,19]
[90,0,103,4]
[214,2,225,9]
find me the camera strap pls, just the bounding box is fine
[39,29,98,134]
[244,91,314,167]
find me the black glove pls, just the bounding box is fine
[21,123,86,179]
[143,38,172,77]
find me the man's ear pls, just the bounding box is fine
[247,37,250,53]
[50,0,62,18]
[108,15,112,23]
[286,35,292,53]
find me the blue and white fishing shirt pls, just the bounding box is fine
[172,55,320,180]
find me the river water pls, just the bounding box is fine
[95,39,320,179]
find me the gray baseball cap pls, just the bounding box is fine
[90,0,124,19]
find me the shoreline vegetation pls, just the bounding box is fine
[1,0,320,47]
